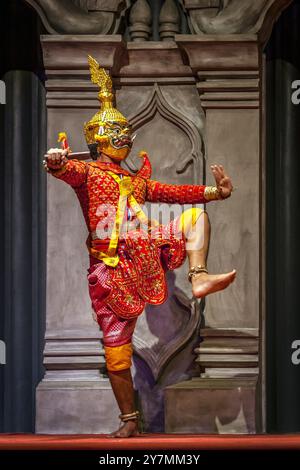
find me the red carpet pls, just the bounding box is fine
[0,434,300,450]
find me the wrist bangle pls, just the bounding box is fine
[204,186,221,201]
[42,158,67,173]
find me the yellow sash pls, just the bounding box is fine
[87,171,158,267]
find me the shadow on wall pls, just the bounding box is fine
[132,270,202,433]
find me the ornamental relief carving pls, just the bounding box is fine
[25,0,292,40]
[24,0,129,34]
[121,83,204,379]
[180,0,292,38]
[125,83,205,184]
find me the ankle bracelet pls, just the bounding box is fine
[119,411,140,422]
[188,264,208,282]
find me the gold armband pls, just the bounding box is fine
[204,186,221,201]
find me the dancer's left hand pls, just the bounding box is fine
[211,164,233,199]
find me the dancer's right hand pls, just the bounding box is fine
[44,148,68,170]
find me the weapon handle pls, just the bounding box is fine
[66,151,91,161]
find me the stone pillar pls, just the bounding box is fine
[129,0,152,42]
[159,0,180,41]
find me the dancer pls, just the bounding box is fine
[44,56,236,438]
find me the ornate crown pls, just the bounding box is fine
[83,55,128,146]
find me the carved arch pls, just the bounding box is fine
[126,83,205,184]
[123,83,205,380]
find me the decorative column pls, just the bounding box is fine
[129,0,152,42]
[159,0,180,41]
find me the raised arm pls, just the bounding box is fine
[146,179,208,204]
[145,164,233,204]
[43,148,88,187]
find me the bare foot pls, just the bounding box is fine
[192,270,236,298]
[106,420,139,438]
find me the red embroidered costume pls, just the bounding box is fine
[46,55,222,373]
[49,153,211,354]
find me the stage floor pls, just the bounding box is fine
[0,434,300,450]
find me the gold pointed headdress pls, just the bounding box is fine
[83,55,128,145]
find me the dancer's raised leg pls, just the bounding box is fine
[179,208,236,298]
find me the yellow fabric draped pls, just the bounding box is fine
[87,171,157,267]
